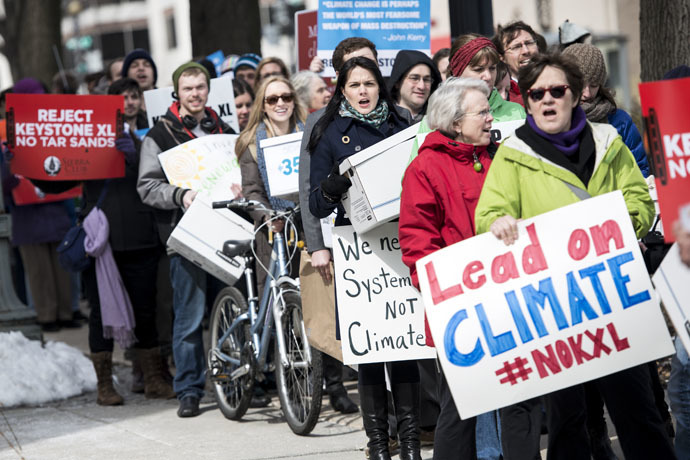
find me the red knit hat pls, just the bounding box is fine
[449,37,496,77]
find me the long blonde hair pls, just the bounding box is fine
[235,75,306,158]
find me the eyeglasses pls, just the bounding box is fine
[505,39,537,54]
[464,108,492,119]
[527,85,570,102]
[264,93,294,105]
[406,74,433,86]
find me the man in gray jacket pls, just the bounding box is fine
[138,62,233,417]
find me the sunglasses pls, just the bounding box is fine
[264,93,294,106]
[527,85,570,102]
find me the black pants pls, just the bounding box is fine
[500,398,542,460]
[418,358,441,430]
[323,353,346,394]
[434,368,477,460]
[358,360,419,385]
[86,247,160,352]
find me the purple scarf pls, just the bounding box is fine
[83,207,136,349]
[527,106,587,156]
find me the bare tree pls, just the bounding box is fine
[640,0,690,81]
[0,0,62,86]
[189,0,262,58]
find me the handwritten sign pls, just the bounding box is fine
[295,10,318,71]
[6,94,124,180]
[490,119,524,144]
[317,0,431,77]
[333,223,435,364]
[158,134,240,202]
[144,76,240,133]
[640,77,690,241]
[416,191,673,419]
[260,132,302,198]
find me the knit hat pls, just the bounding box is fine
[562,43,607,86]
[221,55,238,75]
[662,65,690,80]
[449,36,496,77]
[13,78,45,94]
[121,48,158,85]
[172,62,211,94]
[233,53,261,73]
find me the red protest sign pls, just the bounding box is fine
[5,94,124,181]
[295,9,317,71]
[11,176,82,206]
[639,77,690,242]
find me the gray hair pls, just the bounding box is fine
[290,70,321,109]
[426,77,491,136]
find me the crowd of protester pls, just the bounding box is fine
[2,14,689,460]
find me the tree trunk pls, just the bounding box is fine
[640,0,690,81]
[0,0,62,86]
[189,0,262,58]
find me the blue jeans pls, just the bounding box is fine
[477,411,502,460]
[169,255,207,400]
[669,338,690,459]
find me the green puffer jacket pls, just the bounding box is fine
[475,122,654,239]
[407,88,525,165]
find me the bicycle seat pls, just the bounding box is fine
[222,239,252,258]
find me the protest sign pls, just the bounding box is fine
[639,77,690,242]
[490,119,524,144]
[6,94,124,180]
[332,223,435,365]
[317,0,431,77]
[144,76,240,133]
[295,10,318,71]
[653,241,690,354]
[259,132,302,198]
[11,176,82,206]
[416,191,674,419]
[206,50,225,77]
[158,134,240,202]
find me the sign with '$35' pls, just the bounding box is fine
[260,131,303,199]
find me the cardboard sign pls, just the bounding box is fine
[259,132,302,198]
[333,223,435,364]
[295,10,318,71]
[416,191,673,419]
[11,176,82,206]
[653,242,690,354]
[317,0,431,77]
[490,119,524,144]
[339,123,419,233]
[167,195,254,285]
[639,77,690,242]
[144,76,240,133]
[158,134,240,203]
[6,94,124,180]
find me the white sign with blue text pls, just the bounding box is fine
[333,223,436,365]
[416,192,673,419]
[317,0,431,77]
[260,131,303,198]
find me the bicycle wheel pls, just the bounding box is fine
[208,286,254,420]
[274,289,323,435]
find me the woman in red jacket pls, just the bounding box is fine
[399,77,493,459]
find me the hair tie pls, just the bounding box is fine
[449,37,496,77]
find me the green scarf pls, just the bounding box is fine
[339,99,389,127]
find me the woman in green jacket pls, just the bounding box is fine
[474,52,673,460]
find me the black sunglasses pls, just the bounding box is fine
[264,93,294,105]
[527,85,570,102]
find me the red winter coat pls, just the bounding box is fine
[508,79,524,107]
[398,130,492,347]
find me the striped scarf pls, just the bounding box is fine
[339,99,389,127]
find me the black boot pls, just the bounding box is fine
[391,382,421,460]
[359,382,391,460]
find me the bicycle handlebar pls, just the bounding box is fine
[212,198,299,217]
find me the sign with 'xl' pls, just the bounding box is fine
[417,191,673,419]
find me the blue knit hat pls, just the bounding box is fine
[233,53,261,73]
[121,48,158,86]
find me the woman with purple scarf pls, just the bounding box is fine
[475,53,676,459]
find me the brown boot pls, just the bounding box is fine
[138,347,176,399]
[131,355,145,394]
[91,352,124,406]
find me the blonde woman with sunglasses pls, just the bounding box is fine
[475,53,673,460]
[235,76,307,297]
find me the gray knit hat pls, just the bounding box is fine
[562,43,607,86]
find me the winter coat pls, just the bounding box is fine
[608,108,650,178]
[508,79,524,107]
[399,130,492,347]
[137,104,232,245]
[298,107,327,253]
[387,50,442,105]
[475,122,654,240]
[309,111,409,225]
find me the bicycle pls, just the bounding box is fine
[207,198,323,435]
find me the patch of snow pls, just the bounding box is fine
[0,331,96,407]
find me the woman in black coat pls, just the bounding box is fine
[307,57,418,460]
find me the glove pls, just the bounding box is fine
[320,162,351,203]
[115,135,137,164]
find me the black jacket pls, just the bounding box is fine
[387,50,442,112]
